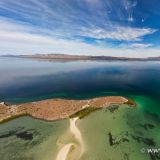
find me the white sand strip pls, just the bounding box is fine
[70,117,84,156]
[56,143,73,160]
[122,97,128,102]
[56,117,84,160]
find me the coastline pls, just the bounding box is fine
[0,96,132,123]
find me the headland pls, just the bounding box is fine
[0,96,134,123]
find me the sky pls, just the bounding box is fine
[0,0,160,57]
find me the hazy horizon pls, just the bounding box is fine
[1,53,160,58]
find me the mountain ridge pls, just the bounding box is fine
[1,54,160,61]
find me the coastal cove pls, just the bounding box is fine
[0,57,160,160]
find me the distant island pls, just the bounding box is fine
[1,54,160,61]
[0,96,135,123]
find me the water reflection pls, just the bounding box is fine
[0,57,160,104]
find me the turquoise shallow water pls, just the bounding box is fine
[0,57,160,159]
[1,101,160,160]
[0,116,69,160]
[79,103,160,160]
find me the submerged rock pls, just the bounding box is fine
[16,131,33,141]
[131,135,155,146]
[138,123,155,130]
[108,132,114,146]
[107,105,119,113]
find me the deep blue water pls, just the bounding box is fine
[0,57,160,114]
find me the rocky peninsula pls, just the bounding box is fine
[0,96,133,123]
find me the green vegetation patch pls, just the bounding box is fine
[69,107,100,119]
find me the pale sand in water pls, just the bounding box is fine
[56,143,73,160]
[56,117,84,160]
[70,117,84,156]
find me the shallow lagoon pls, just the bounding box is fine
[1,102,160,160]
[0,116,69,160]
[0,57,160,159]
[79,103,160,160]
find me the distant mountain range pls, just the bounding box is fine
[1,54,160,61]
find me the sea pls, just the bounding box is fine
[0,57,160,160]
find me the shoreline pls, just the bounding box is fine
[0,96,133,123]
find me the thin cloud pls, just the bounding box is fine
[0,18,159,58]
[81,26,156,41]
[0,0,159,57]
[130,43,153,48]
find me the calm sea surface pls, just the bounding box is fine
[0,57,160,160]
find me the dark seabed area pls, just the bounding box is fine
[0,57,160,160]
[0,116,69,160]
